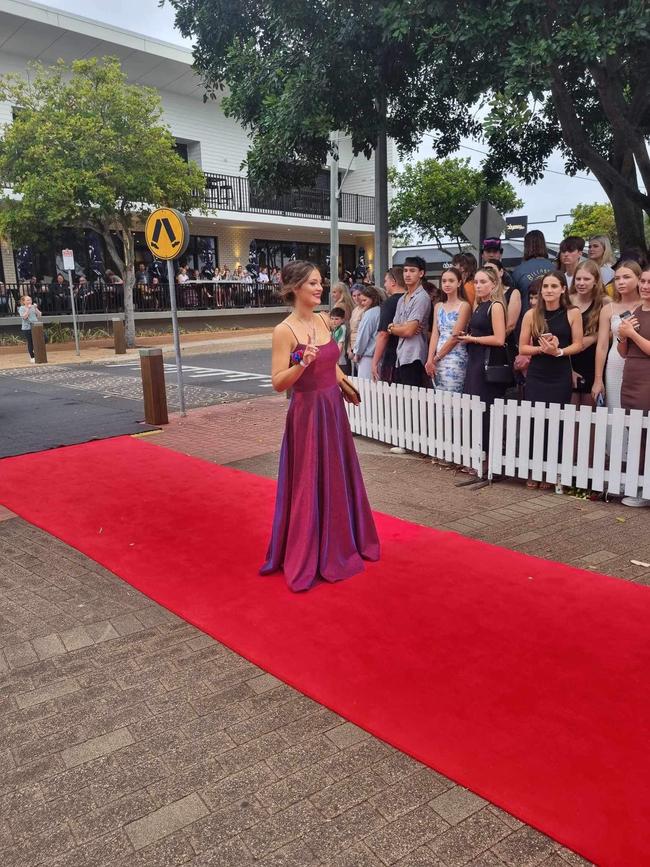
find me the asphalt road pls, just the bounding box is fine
[0,374,156,458]
[87,349,273,396]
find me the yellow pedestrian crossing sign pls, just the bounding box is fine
[144,207,190,260]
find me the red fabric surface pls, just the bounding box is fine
[2,436,649,865]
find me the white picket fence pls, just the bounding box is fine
[346,377,486,476]
[489,398,650,497]
[345,378,650,497]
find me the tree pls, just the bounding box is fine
[401,0,650,252]
[166,0,481,279]
[389,158,522,248]
[0,57,205,346]
[563,203,618,247]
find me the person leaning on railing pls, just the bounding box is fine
[0,281,15,316]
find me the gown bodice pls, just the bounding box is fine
[291,338,339,392]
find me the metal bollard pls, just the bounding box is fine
[139,348,168,425]
[31,323,48,364]
[112,318,127,355]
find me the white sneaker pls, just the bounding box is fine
[29,357,35,364]
[621,496,649,508]
[390,446,407,454]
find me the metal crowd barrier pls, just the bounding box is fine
[0,279,309,317]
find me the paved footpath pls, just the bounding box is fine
[3,395,648,866]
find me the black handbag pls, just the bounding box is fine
[484,346,514,385]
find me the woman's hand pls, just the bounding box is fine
[302,343,319,367]
[455,332,471,343]
[591,378,605,402]
[371,362,380,382]
[618,316,638,339]
[539,334,559,355]
[425,358,436,377]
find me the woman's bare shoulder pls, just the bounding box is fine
[273,319,295,342]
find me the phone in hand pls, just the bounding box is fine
[620,310,640,329]
[541,332,553,341]
[595,393,605,408]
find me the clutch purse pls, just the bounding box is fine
[339,376,361,405]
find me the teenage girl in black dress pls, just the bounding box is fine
[519,271,583,407]
[458,267,508,462]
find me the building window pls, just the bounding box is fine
[255,239,356,279]
[173,142,189,163]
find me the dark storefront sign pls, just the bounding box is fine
[505,215,528,239]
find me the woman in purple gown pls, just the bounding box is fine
[260,261,380,591]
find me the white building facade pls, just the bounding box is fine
[0,0,383,289]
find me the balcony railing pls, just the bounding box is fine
[0,280,329,318]
[202,172,375,225]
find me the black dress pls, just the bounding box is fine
[571,303,596,394]
[463,301,509,405]
[525,308,573,406]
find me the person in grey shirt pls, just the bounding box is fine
[387,256,431,387]
[18,294,42,362]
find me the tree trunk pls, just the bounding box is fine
[121,228,136,348]
[546,68,649,254]
[604,143,647,253]
[101,226,136,348]
[608,184,647,253]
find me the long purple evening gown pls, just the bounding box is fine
[260,337,380,592]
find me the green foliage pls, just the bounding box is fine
[418,0,650,250]
[0,57,204,242]
[43,323,111,343]
[167,0,650,251]
[563,203,618,247]
[167,0,480,190]
[389,158,522,246]
[0,57,205,344]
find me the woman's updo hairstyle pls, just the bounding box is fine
[280,260,317,305]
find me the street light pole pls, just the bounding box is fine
[329,133,339,300]
[374,92,389,284]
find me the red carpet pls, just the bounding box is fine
[2,437,649,865]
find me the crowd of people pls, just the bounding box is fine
[329,231,650,508]
[1,263,287,316]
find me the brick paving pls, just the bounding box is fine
[5,394,649,866]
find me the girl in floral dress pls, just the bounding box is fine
[425,267,471,392]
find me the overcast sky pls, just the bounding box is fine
[40,0,611,243]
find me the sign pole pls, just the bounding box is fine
[67,271,80,356]
[166,259,186,417]
[144,207,190,420]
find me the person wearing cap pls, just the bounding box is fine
[387,255,431,387]
[481,238,513,287]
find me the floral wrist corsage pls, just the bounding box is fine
[290,349,305,366]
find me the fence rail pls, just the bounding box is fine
[345,379,649,497]
[347,378,486,476]
[202,172,375,224]
[0,280,309,318]
[489,397,650,498]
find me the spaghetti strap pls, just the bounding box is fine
[318,312,329,326]
[282,320,301,342]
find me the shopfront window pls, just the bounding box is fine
[256,239,356,278]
